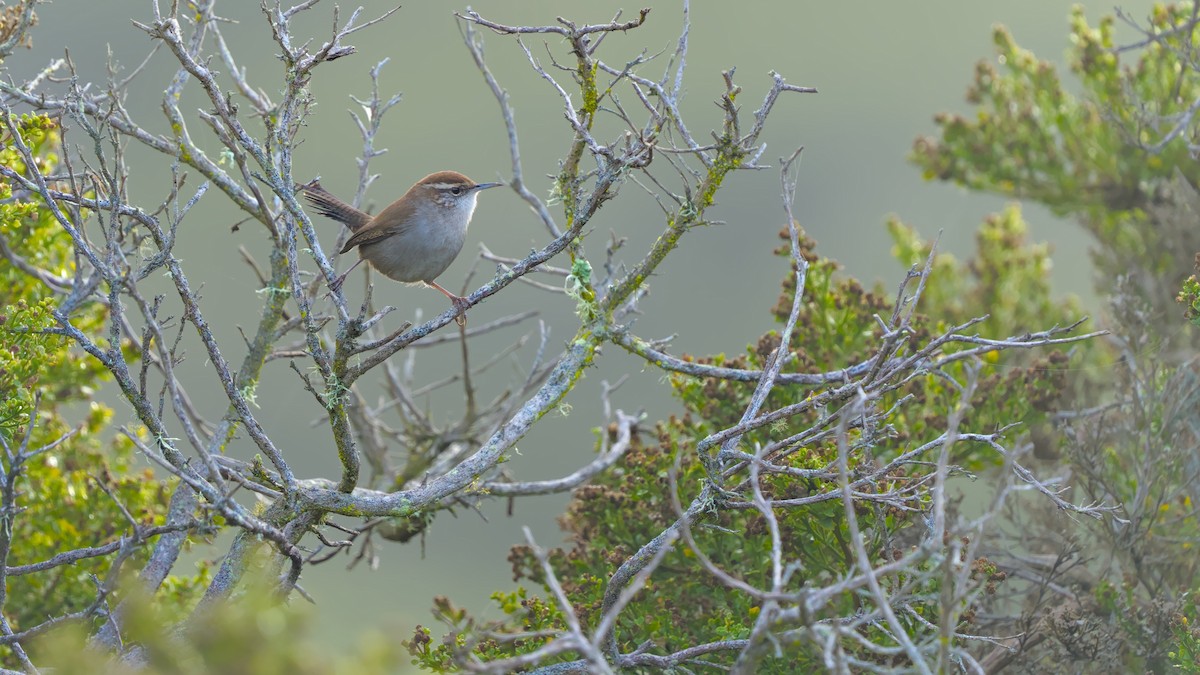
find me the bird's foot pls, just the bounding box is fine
[329,271,349,294]
[450,295,470,327]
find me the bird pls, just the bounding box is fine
[299,171,502,325]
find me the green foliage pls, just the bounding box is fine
[675,223,1081,469]
[1169,592,1200,673]
[0,114,98,441]
[37,573,401,675]
[890,206,1112,447]
[405,591,567,671]
[910,6,1184,230]
[912,3,1200,669]
[1029,348,1200,671]
[411,214,1087,669]
[0,295,62,432]
[910,3,1200,331]
[0,114,208,664]
[1084,578,1183,672]
[1178,273,1200,326]
[889,205,1074,339]
[408,4,1180,667]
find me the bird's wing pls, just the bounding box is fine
[339,200,417,253]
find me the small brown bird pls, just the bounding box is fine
[300,171,502,323]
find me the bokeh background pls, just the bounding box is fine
[12,1,1156,669]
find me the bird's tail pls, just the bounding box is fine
[297,179,372,232]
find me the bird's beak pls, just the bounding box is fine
[474,181,504,191]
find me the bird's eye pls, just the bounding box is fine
[450,186,465,196]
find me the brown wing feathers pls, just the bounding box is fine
[341,224,393,253]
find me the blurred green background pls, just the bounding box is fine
[11,0,1156,669]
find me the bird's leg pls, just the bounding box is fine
[426,280,470,327]
[330,257,365,293]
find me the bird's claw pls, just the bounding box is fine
[451,296,470,327]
